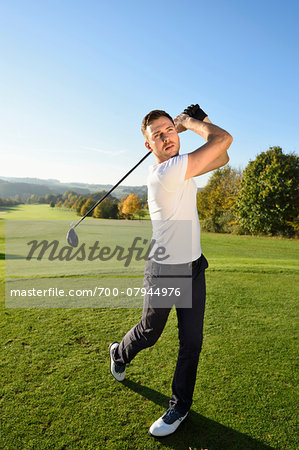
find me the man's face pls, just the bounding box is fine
[145,117,180,163]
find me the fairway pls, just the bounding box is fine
[0,206,298,449]
[0,204,80,220]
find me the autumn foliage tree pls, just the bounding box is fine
[75,198,87,214]
[197,166,242,233]
[119,193,141,219]
[80,198,96,217]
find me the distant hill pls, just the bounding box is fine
[0,176,147,200]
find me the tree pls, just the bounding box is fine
[45,194,57,203]
[62,190,77,200]
[137,209,147,220]
[80,198,96,217]
[236,147,299,236]
[49,201,55,208]
[119,193,141,219]
[75,198,87,215]
[197,166,242,233]
[139,193,148,208]
[37,196,45,204]
[93,198,119,219]
[27,194,38,204]
[68,195,78,208]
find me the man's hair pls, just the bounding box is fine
[141,110,174,138]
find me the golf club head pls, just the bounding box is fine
[67,228,79,247]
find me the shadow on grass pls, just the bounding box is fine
[0,206,20,212]
[123,379,274,450]
[0,253,27,260]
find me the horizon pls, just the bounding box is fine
[0,175,147,188]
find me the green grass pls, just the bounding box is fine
[5,218,152,278]
[0,206,298,449]
[0,204,80,220]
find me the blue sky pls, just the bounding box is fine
[0,0,298,187]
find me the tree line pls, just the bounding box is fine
[197,147,298,237]
[53,190,148,220]
[0,190,148,219]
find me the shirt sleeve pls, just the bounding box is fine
[155,154,188,192]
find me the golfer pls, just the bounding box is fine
[109,105,233,437]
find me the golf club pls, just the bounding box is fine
[66,151,152,247]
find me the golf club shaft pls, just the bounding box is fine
[72,151,152,229]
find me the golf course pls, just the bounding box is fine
[1,205,298,449]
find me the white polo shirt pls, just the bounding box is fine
[147,153,201,264]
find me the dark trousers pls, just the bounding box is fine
[113,254,208,415]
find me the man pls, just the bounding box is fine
[109,104,233,437]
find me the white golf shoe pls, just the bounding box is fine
[109,342,126,382]
[149,408,189,437]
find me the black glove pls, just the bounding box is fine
[183,104,207,121]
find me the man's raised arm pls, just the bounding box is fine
[174,113,233,179]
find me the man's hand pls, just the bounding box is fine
[174,103,209,134]
[183,104,207,121]
[173,113,191,133]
